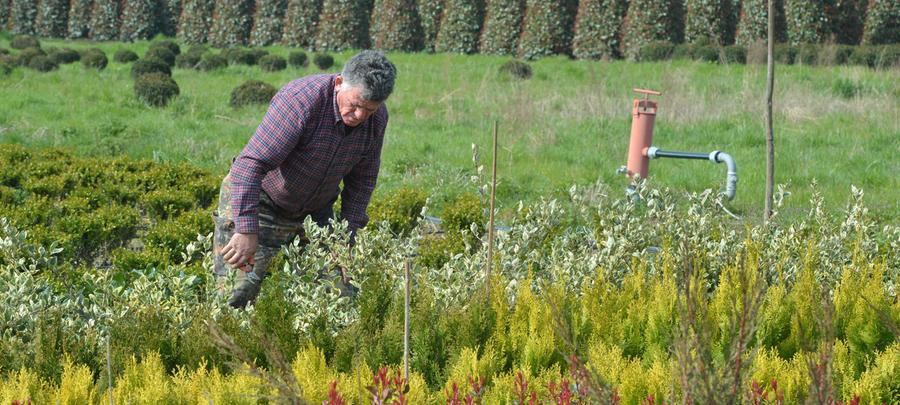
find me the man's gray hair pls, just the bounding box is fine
[340,50,397,102]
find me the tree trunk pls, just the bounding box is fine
[764,0,775,221]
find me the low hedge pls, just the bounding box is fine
[636,42,900,67]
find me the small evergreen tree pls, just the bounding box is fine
[622,0,685,60]
[120,0,160,41]
[572,0,628,59]
[862,0,899,45]
[209,0,253,47]
[417,0,444,52]
[480,0,525,55]
[90,0,120,41]
[68,0,94,39]
[684,0,732,44]
[179,0,214,44]
[434,0,485,54]
[517,0,578,59]
[315,0,371,51]
[784,0,828,44]
[36,0,69,38]
[282,0,323,48]
[250,0,287,46]
[371,0,423,51]
[10,0,37,35]
[735,0,787,45]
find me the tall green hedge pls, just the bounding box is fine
[371,0,423,51]
[434,0,485,54]
[572,0,628,59]
[784,0,828,44]
[480,0,525,55]
[826,0,865,44]
[282,0,323,47]
[67,0,94,39]
[208,0,253,47]
[90,0,120,41]
[622,0,684,59]
[0,1,9,31]
[735,0,787,45]
[518,0,578,59]
[178,0,214,44]
[417,0,444,52]
[120,0,159,41]
[36,0,69,38]
[862,0,899,45]
[684,0,732,44]
[159,0,182,37]
[250,0,287,46]
[315,0,371,51]
[10,0,37,35]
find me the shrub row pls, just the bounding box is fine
[635,41,900,68]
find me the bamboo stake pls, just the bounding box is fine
[403,259,411,382]
[764,0,776,221]
[486,121,498,296]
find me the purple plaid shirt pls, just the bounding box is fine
[229,74,388,235]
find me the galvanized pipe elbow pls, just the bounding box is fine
[710,151,737,200]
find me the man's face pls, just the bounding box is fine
[335,76,381,127]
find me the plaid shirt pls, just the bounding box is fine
[229,74,388,235]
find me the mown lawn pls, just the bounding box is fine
[1,36,897,220]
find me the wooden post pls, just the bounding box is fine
[764,0,776,221]
[486,121,498,295]
[403,259,411,382]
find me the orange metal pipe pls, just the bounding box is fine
[626,89,660,178]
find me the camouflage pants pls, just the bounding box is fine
[213,174,332,308]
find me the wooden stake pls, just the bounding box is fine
[764,0,776,221]
[486,121,498,295]
[403,259,411,382]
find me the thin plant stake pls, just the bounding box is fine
[486,120,498,296]
[404,259,411,382]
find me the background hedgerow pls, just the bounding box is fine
[66,0,93,39]
[90,0,120,41]
[178,0,215,44]
[622,0,684,60]
[735,0,787,45]
[282,0,323,48]
[35,0,69,39]
[0,1,8,31]
[159,0,183,37]
[249,0,287,47]
[826,0,866,45]
[784,0,828,44]
[434,0,485,54]
[230,80,277,107]
[572,0,628,60]
[684,0,732,45]
[208,0,254,47]
[416,0,444,52]
[480,0,525,56]
[370,0,424,52]
[517,0,578,60]
[134,72,180,107]
[9,0,37,35]
[862,0,900,45]
[315,0,371,51]
[119,0,159,42]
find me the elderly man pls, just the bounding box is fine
[213,50,396,308]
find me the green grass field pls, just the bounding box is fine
[1,37,898,221]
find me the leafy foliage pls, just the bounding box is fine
[67,0,93,39]
[434,0,485,54]
[684,0,733,45]
[9,0,37,35]
[517,0,578,60]
[416,0,444,52]
[208,0,253,47]
[258,54,287,72]
[371,0,424,52]
[178,0,215,44]
[862,0,900,45]
[35,0,69,38]
[315,0,371,51]
[282,0,324,48]
[80,49,108,70]
[784,0,828,44]
[120,0,159,41]
[480,0,525,55]
[313,52,334,69]
[735,0,787,45]
[131,57,171,77]
[230,80,277,107]
[90,0,120,41]
[572,0,628,59]
[134,72,181,107]
[622,0,684,60]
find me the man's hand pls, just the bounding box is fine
[221,233,258,272]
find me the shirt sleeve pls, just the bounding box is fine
[340,108,388,233]
[229,90,312,234]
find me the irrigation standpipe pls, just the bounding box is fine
[617,89,738,201]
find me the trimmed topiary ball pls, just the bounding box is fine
[150,40,181,56]
[49,48,81,64]
[198,54,227,71]
[175,52,202,69]
[313,53,334,70]
[114,49,139,63]
[18,47,47,66]
[498,60,532,80]
[230,80,277,108]
[288,51,308,68]
[0,55,22,68]
[131,58,171,78]
[145,47,176,67]
[259,54,286,72]
[81,51,109,70]
[247,49,269,64]
[0,62,11,75]
[224,48,255,65]
[28,55,58,72]
[692,46,719,62]
[722,46,747,64]
[186,45,208,56]
[134,72,180,107]
[0,48,8,55]
[11,35,41,50]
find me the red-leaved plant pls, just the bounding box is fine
[368,366,409,405]
[325,380,346,405]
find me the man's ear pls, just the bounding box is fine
[335,75,343,88]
